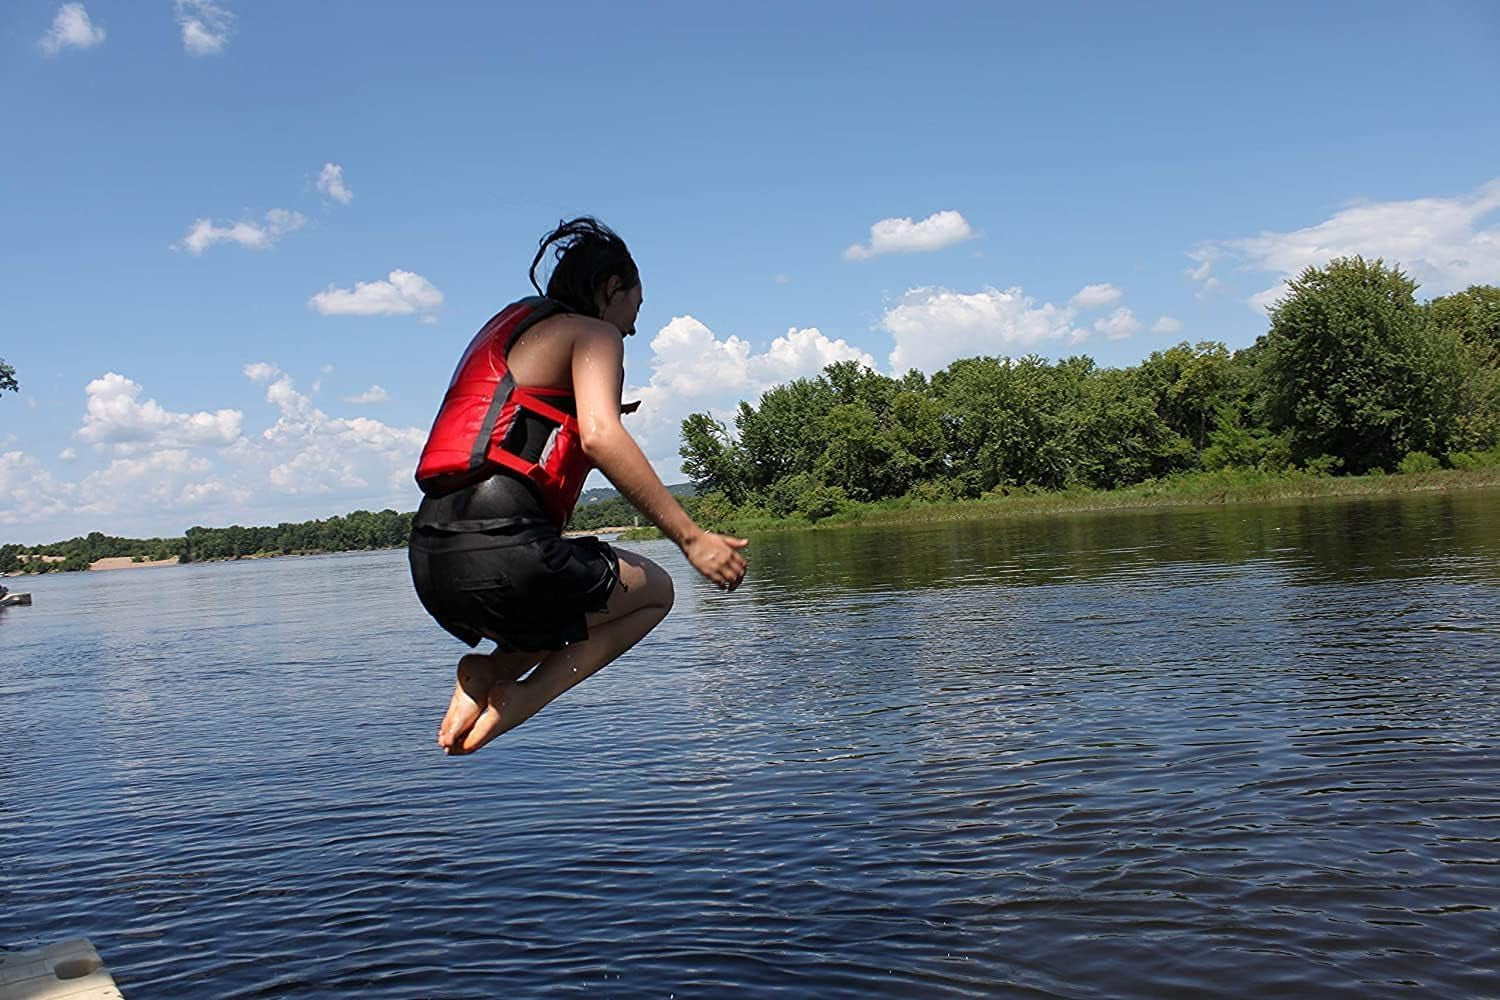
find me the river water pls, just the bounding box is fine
[2,491,1498,997]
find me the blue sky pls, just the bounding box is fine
[3,0,1498,543]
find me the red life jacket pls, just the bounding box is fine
[414,297,593,528]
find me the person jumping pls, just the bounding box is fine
[408,217,747,754]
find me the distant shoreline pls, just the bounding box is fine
[618,467,1500,541]
[3,526,638,576]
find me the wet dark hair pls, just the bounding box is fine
[529,217,639,318]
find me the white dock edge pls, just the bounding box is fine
[0,939,125,1000]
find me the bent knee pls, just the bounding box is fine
[611,551,673,615]
[457,652,491,674]
[654,565,675,612]
[635,557,674,613]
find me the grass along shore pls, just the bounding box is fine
[8,467,1493,569]
[618,466,1500,541]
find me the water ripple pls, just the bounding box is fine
[3,493,1499,996]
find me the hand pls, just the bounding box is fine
[683,532,749,592]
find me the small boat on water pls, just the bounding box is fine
[0,586,30,607]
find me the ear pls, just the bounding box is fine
[604,275,624,301]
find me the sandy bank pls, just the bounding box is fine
[88,556,182,571]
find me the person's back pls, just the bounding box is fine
[408,217,746,755]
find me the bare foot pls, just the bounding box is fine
[438,654,497,752]
[438,651,538,754]
[458,677,525,755]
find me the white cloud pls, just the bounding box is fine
[5,368,429,541]
[243,361,280,383]
[343,385,388,404]
[59,448,77,461]
[635,318,876,399]
[882,286,1087,374]
[76,450,233,517]
[1199,177,1500,313]
[620,316,876,479]
[640,317,753,397]
[175,209,305,254]
[1069,283,1123,310]
[0,450,75,527]
[1184,248,1223,300]
[754,327,876,384]
[236,371,424,496]
[309,270,443,320]
[317,163,353,205]
[77,372,242,451]
[1187,257,1212,282]
[844,210,974,260]
[1151,316,1183,335]
[39,3,105,54]
[176,0,234,56]
[1093,307,1141,340]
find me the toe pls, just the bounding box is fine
[458,682,513,754]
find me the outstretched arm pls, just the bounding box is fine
[573,325,747,590]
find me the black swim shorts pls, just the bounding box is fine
[408,524,622,651]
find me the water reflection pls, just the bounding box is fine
[2,491,1497,997]
[734,489,1500,602]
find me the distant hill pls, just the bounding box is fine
[576,482,695,505]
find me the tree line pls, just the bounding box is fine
[182,509,414,561]
[678,259,1500,522]
[1,495,680,575]
[2,509,415,574]
[2,493,675,575]
[566,483,694,531]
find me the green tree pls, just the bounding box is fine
[679,413,749,503]
[823,359,896,413]
[765,472,848,521]
[765,472,814,518]
[1074,367,1192,488]
[1134,341,1235,451]
[735,377,836,490]
[797,482,849,521]
[816,402,908,500]
[932,355,1090,492]
[83,531,107,561]
[1427,285,1500,452]
[1260,256,1462,474]
[1427,285,1500,362]
[888,389,949,484]
[0,358,15,396]
[688,491,736,530]
[1200,404,1291,471]
[566,496,638,530]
